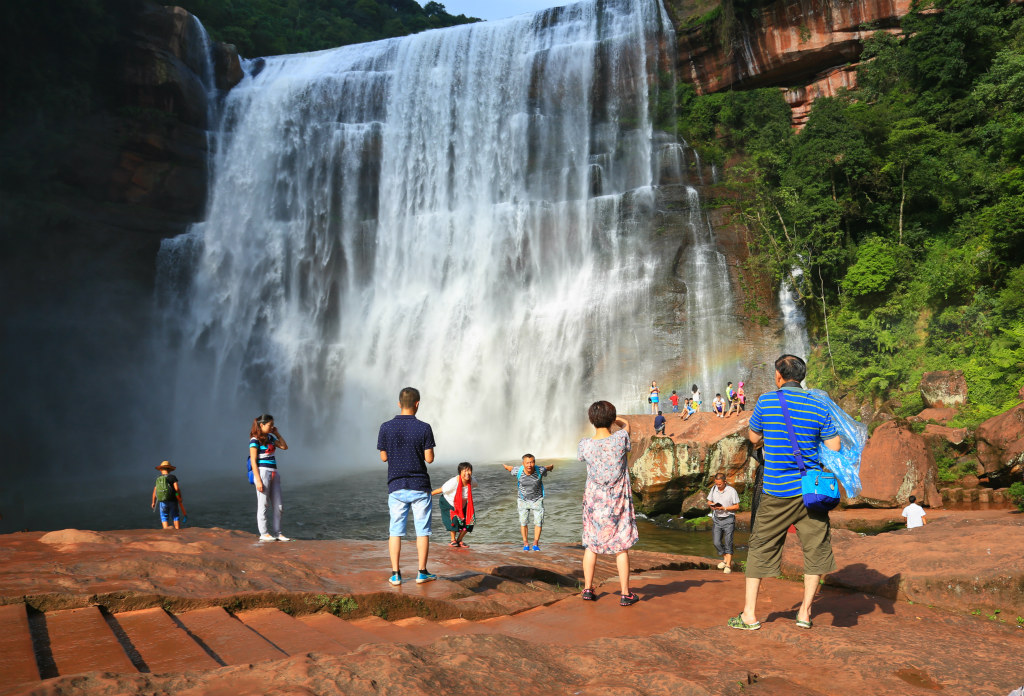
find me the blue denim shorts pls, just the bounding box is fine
[158,501,180,523]
[388,490,432,537]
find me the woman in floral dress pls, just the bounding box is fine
[577,400,639,606]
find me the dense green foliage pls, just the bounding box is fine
[675,0,1024,425]
[176,0,478,58]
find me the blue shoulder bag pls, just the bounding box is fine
[776,390,840,512]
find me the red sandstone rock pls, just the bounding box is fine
[919,370,968,408]
[921,423,968,447]
[975,402,1024,484]
[624,412,756,515]
[784,64,858,130]
[913,406,958,424]
[853,421,942,508]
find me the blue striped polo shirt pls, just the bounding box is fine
[749,387,837,498]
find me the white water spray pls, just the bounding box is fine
[158,0,675,465]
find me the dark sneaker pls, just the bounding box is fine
[581,588,596,601]
[619,592,640,606]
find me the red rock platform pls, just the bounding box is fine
[0,523,1022,695]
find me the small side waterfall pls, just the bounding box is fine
[157,0,676,464]
[779,268,810,358]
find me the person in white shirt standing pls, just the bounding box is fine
[707,472,741,573]
[901,495,926,528]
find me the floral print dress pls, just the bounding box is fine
[578,428,638,554]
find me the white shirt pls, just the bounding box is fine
[707,484,739,518]
[902,503,926,528]
[440,476,476,506]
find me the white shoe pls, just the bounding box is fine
[717,561,726,570]
[724,566,732,574]
[258,534,276,542]
[275,534,291,542]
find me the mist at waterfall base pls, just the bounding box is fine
[157,0,679,475]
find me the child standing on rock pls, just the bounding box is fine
[432,462,476,547]
[151,461,187,529]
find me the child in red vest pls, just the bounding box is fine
[432,462,475,547]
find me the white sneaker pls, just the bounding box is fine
[717,561,726,570]
[275,534,292,542]
[258,534,276,542]
[724,567,732,574]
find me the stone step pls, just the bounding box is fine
[0,603,41,686]
[113,607,220,673]
[177,607,286,665]
[44,606,137,677]
[296,613,389,650]
[348,614,487,645]
[236,608,347,655]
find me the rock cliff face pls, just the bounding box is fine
[665,0,913,125]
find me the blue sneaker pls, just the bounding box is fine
[415,570,436,584]
[531,545,541,551]
[523,544,531,551]
[388,572,402,586]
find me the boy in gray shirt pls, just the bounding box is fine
[503,453,554,551]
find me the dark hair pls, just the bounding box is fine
[671,390,676,395]
[522,453,535,462]
[657,410,663,415]
[692,384,698,393]
[714,472,726,481]
[399,387,420,409]
[250,413,274,445]
[908,495,916,503]
[588,400,616,429]
[775,354,807,382]
[715,393,721,397]
[727,381,733,386]
[457,462,473,474]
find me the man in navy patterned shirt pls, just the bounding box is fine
[378,387,437,586]
[728,355,841,632]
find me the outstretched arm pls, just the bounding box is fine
[502,464,515,472]
[614,416,630,436]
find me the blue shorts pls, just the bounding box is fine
[388,490,432,537]
[158,501,180,523]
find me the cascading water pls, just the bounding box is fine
[779,268,810,358]
[157,0,675,465]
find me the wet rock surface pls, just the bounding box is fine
[1,523,1022,696]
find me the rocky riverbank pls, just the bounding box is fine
[0,519,1021,695]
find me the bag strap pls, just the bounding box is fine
[776,389,809,476]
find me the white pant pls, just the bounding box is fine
[256,467,283,536]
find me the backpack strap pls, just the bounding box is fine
[776,390,810,476]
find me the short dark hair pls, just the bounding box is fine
[775,354,807,382]
[457,461,473,474]
[727,381,732,386]
[399,387,420,408]
[716,393,721,397]
[588,401,616,429]
[908,495,916,503]
[522,453,535,462]
[657,410,663,415]
[714,472,726,481]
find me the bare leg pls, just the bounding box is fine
[456,528,468,545]
[450,531,457,544]
[173,520,181,529]
[615,551,630,595]
[582,548,597,590]
[520,525,529,545]
[797,574,820,623]
[388,536,402,573]
[416,535,429,570]
[724,552,732,568]
[741,576,761,624]
[533,526,542,545]
[161,521,170,529]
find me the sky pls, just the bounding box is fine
[437,0,569,22]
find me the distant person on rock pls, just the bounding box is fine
[432,462,475,548]
[151,461,187,529]
[681,397,695,420]
[503,454,554,550]
[707,473,739,573]
[691,384,702,412]
[378,387,437,586]
[737,381,746,411]
[713,393,726,417]
[902,495,926,528]
[249,414,289,542]
[670,390,680,412]
[727,381,742,417]
[649,381,660,415]
[654,410,666,435]
[578,401,639,606]
[730,355,840,631]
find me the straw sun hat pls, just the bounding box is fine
[155,460,176,472]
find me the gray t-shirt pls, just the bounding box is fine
[512,465,548,501]
[707,484,739,519]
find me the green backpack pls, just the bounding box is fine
[155,475,175,503]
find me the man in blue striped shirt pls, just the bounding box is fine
[728,355,841,632]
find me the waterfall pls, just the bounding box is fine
[157,0,675,464]
[779,268,809,358]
